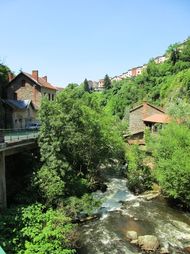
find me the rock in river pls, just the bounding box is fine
[126,230,138,241]
[138,235,159,251]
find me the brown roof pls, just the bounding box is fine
[55,86,64,91]
[143,114,171,123]
[130,102,165,113]
[23,72,57,91]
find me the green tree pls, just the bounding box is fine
[104,74,111,89]
[180,38,190,62]
[37,89,124,204]
[0,64,10,128]
[151,123,190,207]
[0,63,10,98]
[83,78,90,92]
[170,48,179,65]
[125,145,154,194]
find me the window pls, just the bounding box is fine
[52,94,55,101]
[21,80,26,87]
[48,94,51,100]
[14,92,17,100]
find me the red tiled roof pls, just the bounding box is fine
[143,114,171,123]
[23,72,57,91]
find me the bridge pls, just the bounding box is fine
[0,129,38,210]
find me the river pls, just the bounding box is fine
[77,177,190,254]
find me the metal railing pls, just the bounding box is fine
[0,128,39,143]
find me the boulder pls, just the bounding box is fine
[184,246,190,253]
[126,230,138,241]
[138,235,159,251]
[131,239,138,245]
[146,193,160,200]
[160,246,169,254]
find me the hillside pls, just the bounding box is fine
[100,38,190,119]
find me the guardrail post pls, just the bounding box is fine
[0,151,7,209]
[0,130,4,143]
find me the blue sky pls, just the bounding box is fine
[0,0,190,86]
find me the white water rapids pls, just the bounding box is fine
[77,177,190,254]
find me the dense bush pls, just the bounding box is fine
[0,204,76,254]
[150,123,190,207]
[38,86,125,205]
[125,145,154,194]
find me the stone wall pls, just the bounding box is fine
[7,75,42,109]
[129,106,145,134]
[129,103,164,134]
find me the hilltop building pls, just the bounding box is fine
[154,55,167,64]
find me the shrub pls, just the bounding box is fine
[0,204,76,254]
[125,145,154,194]
[151,123,190,207]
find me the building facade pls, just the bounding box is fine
[154,55,167,64]
[2,100,36,129]
[129,102,166,135]
[7,70,57,109]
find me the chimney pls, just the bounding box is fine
[32,70,38,81]
[8,72,14,82]
[42,76,47,82]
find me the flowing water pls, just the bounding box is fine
[77,177,190,254]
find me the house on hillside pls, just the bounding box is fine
[97,79,105,91]
[111,75,123,82]
[154,55,167,64]
[2,99,37,129]
[126,102,170,144]
[7,70,57,109]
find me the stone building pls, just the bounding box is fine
[126,102,169,144]
[7,70,57,109]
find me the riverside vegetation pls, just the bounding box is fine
[0,37,190,253]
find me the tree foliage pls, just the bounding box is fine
[104,74,111,89]
[0,204,76,254]
[150,123,190,207]
[38,86,125,204]
[125,145,154,194]
[83,78,90,92]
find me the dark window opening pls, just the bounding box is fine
[21,80,26,87]
[14,92,17,100]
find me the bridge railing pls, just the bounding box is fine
[0,128,39,143]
